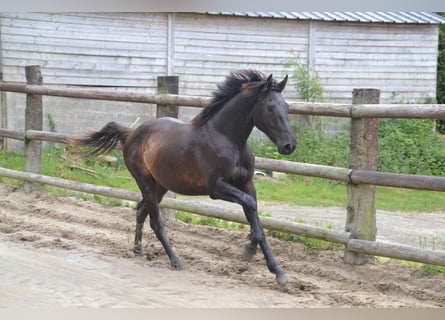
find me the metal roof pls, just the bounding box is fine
[206,12,445,24]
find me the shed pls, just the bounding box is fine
[1,12,444,146]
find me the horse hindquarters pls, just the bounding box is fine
[124,135,183,270]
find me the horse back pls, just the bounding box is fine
[123,118,255,196]
[123,118,208,195]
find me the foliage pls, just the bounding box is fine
[250,125,350,168]
[1,126,445,211]
[378,119,445,175]
[176,210,342,251]
[435,12,445,132]
[250,118,445,177]
[284,51,323,102]
[176,211,246,231]
[376,257,445,276]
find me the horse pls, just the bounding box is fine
[70,69,297,285]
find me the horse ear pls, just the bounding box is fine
[264,74,273,91]
[277,75,288,92]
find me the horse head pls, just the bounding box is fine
[252,74,297,155]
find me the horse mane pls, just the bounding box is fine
[191,69,268,127]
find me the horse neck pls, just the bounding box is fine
[207,94,256,146]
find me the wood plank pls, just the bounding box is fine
[2,39,167,57]
[314,43,436,54]
[176,13,309,36]
[1,13,167,34]
[1,12,167,27]
[314,58,437,67]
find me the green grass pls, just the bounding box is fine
[1,146,445,271]
[254,175,347,207]
[176,210,343,251]
[376,257,445,276]
[1,146,445,212]
[254,175,445,212]
[0,146,139,206]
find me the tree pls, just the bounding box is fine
[284,51,324,130]
[436,13,445,132]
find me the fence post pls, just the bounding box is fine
[156,76,179,118]
[344,88,380,265]
[0,71,6,150]
[156,76,179,220]
[23,65,43,193]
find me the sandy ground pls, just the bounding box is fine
[0,183,444,307]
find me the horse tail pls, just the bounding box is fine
[69,121,133,155]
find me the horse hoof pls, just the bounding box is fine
[276,272,290,285]
[171,259,184,270]
[242,243,257,261]
[133,245,144,257]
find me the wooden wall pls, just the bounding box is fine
[0,12,167,88]
[173,13,307,99]
[1,12,439,100]
[313,21,439,102]
[0,12,441,148]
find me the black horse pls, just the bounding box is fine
[71,70,297,284]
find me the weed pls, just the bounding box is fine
[376,257,445,277]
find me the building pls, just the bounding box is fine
[1,12,444,146]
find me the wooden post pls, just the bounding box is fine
[0,71,6,149]
[156,76,179,118]
[156,76,179,220]
[23,65,43,193]
[344,88,380,265]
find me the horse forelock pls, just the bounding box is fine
[191,69,269,127]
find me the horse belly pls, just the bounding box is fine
[158,167,208,195]
[145,148,208,195]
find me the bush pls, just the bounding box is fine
[284,51,323,102]
[378,119,445,176]
[249,125,350,168]
[250,119,445,176]
[436,13,445,132]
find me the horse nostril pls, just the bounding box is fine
[284,143,296,154]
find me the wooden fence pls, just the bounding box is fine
[1,65,445,267]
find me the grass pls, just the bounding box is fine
[1,146,445,212]
[376,257,445,276]
[176,210,343,252]
[255,175,347,206]
[254,175,445,212]
[1,146,444,275]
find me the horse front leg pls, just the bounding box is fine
[209,178,289,285]
[240,181,259,260]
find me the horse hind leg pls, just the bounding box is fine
[147,192,183,270]
[133,177,183,270]
[134,200,149,256]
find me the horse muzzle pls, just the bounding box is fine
[277,138,297,155]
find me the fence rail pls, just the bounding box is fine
[3,127,445,192]
[1,65,445,268]
[2,81,445,119]
[1,166,444,267]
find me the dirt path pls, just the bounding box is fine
[0,183,444,307]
